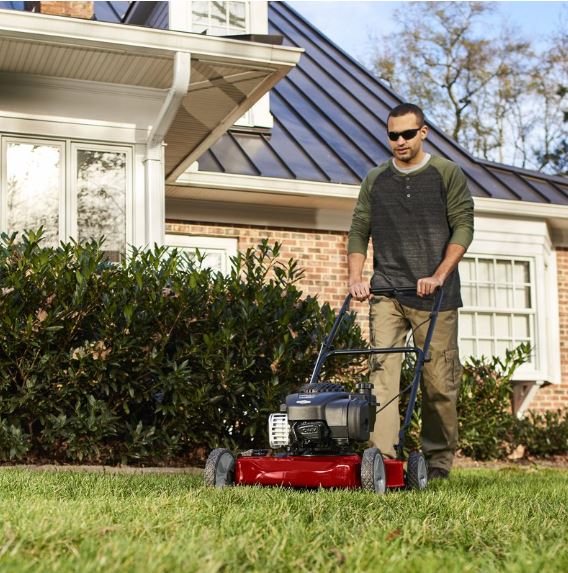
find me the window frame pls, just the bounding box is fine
[165,233,238,275]
[70,141,133,256]
[1,136,66,244]
[0,134,134,249]
[458,216,560,384]
[459,254,537,370]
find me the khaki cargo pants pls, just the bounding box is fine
[369,296,462,472]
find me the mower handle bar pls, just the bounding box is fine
[308,286,444,459]
[369,286,418,296]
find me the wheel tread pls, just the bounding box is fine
[204,448,235,488]
[406,451,427,490]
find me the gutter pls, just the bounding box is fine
[171,171,568,225]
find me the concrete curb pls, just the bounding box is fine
[0,464,203,475]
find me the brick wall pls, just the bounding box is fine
[529,247,568,411]
[39,1,93,19]
[166,219,568,412]
[166,220,373,338]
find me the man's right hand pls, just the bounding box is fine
[348,280,370,301]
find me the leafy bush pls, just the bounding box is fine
[0,231,365,464]
[399,343,540,460]
[457,344,531,460]
[514,409,568,457]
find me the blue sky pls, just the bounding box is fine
[287,1,567,64]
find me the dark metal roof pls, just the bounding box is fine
[197,1,568,205]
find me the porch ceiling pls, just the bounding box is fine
[0,8,302,176]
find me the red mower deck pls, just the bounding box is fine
[235,455,406,489]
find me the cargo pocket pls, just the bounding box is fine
[444,349,462,392]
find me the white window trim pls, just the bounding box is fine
[460,255,537,368]
[0,134,135,250]
[460,216,560,384]
[165,233,237,275]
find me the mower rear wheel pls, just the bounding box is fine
[204,448,235,488]
[298,382,346,393]
[360,447,386,494]
[406,451,428,490]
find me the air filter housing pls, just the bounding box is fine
[268,413,289,448]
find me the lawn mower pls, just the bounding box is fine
[204,286,444,493]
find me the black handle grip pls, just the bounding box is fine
[370,286,417,295]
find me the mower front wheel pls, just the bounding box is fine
[406,451,428,490]
[204,448,236,488]
[360,447,386,494]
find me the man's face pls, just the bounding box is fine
[387,113,428,164]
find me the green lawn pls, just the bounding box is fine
[0,468,566,572]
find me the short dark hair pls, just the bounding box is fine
[388,103,425,127]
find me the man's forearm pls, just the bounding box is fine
[417,243,466,297]
[348,253,366,283]
[433,243,466,283]
[348,252,370,300]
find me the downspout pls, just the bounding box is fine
[144,51,191,246]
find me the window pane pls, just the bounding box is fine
[495,339,512,358]
[6,142,60,247]
[496,286,512,308]
[478,285,494,307]
[477,314,492,337]
[460,258,475,282]
[478,259,494,282]
[478,339,493,357]
[461,339,475,358]
[210,1,227,26]
[462,284,477,306]
[193,1,209,24]
[459,313,474,337]
[514,287,531,309]
[76,150,126,261]
[495,315,510,338]
[228,1,246,29]
[496,260,512,283]
[513,261,530,284]
[513,315,529,339]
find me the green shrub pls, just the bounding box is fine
[457,344,531,460]
[399,343,534,460]
[0,232,365,464]
[514,409,568,457]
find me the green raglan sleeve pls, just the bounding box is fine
[443,162,474,250]
[347,175,372,255]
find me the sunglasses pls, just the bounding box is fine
[387,128,422,141]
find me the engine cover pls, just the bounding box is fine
[285,390,375,444]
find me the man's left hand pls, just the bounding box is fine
[417,276,443,297]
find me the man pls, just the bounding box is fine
[348,103,474,479]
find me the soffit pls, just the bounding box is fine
[0,8,302,176]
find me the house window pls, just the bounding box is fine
[165,234,237,275]
[459,256,536,367]
[191,1,248,35]
[0,136,132,255]
[2,139,65,247]
[74,147,128,262]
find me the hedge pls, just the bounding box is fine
[0,231,565,464]
[0,232,365,464]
